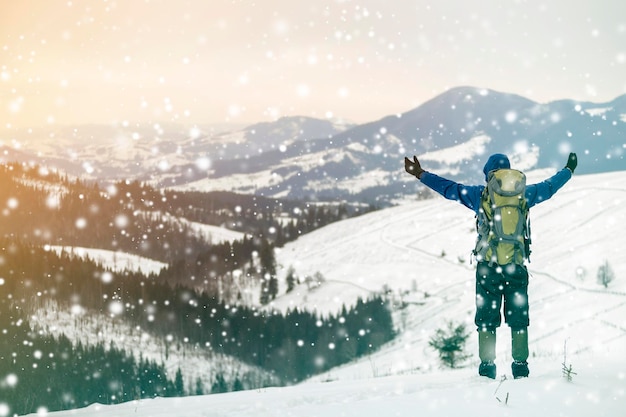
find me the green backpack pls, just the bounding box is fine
[474,169,531,266]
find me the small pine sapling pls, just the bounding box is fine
[428,321,471,368]
[597,260,615,288]
[561,340,577,382]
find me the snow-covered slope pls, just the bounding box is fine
[20,170,626,417]
[46,246,168,275]
[21,358,625,417]
[27,300,274,404]
[273,169,625,312]
[269,170,626,380]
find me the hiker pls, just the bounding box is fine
[404,152,577,379]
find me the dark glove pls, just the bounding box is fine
[565,152,577,173]
[404,156,425,179]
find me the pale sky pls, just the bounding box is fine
[1,0,625,130]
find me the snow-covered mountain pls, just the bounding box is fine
[1,117,351,185]
[3,87,624,205]
[25,169,626,417]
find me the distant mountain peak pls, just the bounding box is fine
[3,86,624,205]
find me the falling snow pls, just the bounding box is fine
[11,169,626,417]
[1,1,626,416]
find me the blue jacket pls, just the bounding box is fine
[420,154,572,213]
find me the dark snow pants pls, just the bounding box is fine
[474,262,529,332]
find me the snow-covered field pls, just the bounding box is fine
[43,218,244,276]
[22,169,626,417]
[45,246,168,275]
[21,359,623,417]
[141,212,245,245]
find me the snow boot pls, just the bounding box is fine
[479,361,497,379]
[512,360,529,379]
[478,330,497,379]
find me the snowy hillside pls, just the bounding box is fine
[273,169,625,313]
[270,169,626,377]
[46,246,168,275]
[27,170,626,417]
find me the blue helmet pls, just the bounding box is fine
[482,154,510,181]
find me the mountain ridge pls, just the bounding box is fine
[2,86,624,204]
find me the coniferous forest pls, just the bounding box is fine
[0,164,395,416]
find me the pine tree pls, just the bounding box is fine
[232,376,244,391]
[194,377,205,395]
[174,367,185,396]
[211,373,229,394]
[597,260,615,288]
[428,321,471,368]
[286,266,297,293]
[259,238,278,304]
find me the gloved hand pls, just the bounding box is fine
[404,156,425,179]
[565,152,577,173]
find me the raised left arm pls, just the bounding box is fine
[525,153,576,207]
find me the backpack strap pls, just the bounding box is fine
[472,188,491,263]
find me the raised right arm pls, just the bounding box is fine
[420,172,484,212]
[404,156,483,212]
